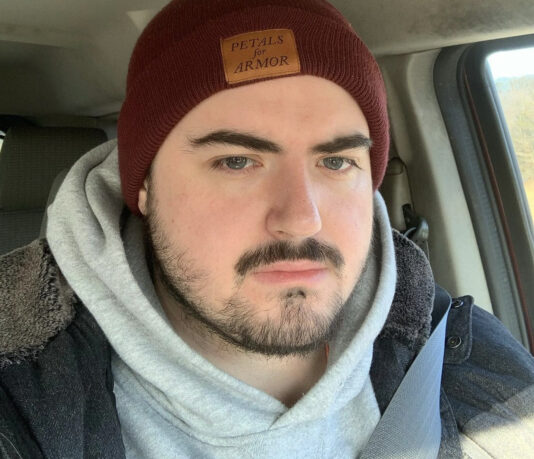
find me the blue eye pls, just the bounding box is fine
[211,156,258,173]
[320,157,359,171]
[323,157,344,170]
[224,157,250,170]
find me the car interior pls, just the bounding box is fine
[1,0,533,353]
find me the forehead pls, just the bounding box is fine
[171,75,370,143]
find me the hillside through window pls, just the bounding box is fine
[488,47,534,219]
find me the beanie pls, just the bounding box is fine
[118,0,389,214]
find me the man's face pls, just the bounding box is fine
[138,75,374,357]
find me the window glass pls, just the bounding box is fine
[488,47,534,217]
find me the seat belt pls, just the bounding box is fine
[360,288,451,459]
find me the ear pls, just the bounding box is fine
[138,178,149,216]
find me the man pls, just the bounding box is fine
[1,0,534,457]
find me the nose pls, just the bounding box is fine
[266,164,322,240]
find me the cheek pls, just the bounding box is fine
[322,188,374,279]
[155,178,264,268]
[322,176,373,233]
[332,202,373,252]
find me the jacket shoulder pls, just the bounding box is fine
[443,297,534,399]
[0,240,76,367]
[443,297,534,455]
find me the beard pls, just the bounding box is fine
[144,193,355,357]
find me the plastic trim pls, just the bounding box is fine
[435,36,534,352]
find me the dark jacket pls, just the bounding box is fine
[1,234,534,458]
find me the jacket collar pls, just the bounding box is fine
[380,230,435,351]
[0,239,75,367]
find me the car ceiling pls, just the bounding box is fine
[1,0,534,118]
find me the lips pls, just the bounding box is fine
[252,261,328,284]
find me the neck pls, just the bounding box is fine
[154,274,327,407]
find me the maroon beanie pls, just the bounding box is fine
[118,0,389,214]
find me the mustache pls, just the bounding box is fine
[234,238,345,277]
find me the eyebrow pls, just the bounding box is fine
[189,130,372,154]
[311,134,372,154]
[189,130,281,152]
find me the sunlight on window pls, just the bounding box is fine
[488,47,534,219]
[488,48,534,79]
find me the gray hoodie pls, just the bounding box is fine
[46,140,397,458]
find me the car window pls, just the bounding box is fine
[435,38,534,351]
[488,47,534,223]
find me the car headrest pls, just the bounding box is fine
[0,126,107,210]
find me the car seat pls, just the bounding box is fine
[0,125,107,255]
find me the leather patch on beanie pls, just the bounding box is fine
[220,29,301,84]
